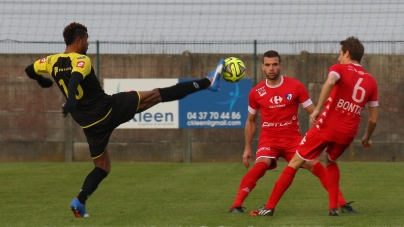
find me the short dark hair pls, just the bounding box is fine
[262,50,281,63]
[63,22,88,46]
[340,36,364,63]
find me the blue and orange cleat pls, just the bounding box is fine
[70,198,89,218]
[206,59,224,91]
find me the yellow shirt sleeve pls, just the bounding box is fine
[71,55,92,78]
[33,56,52,75]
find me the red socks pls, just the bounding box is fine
[311,162,347,207]
[326,163,340,209]
[231,162,268,208]
[266,166,297,209]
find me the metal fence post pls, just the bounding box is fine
[64,115,73,162]
[252,40,259,153]
[299,50,310,135]
[182,50,192,163]
[96,40,100,80]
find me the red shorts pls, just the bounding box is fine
[255,136,303,170]
[296,127,351,161]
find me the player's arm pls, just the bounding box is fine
[311,73,339,124]
[243,111,257,168]
[362,106,378,150]
[304,104,315,115]
[25,64,53,88]
[62,72,83,117]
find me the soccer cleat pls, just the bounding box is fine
[249,208,274,216]
[70,198,89,218]
[206,59,224,91]
[228,206,245,213]
[341,201,357,213]
[328,208,339,216]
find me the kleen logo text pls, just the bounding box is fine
[132,111,174,122]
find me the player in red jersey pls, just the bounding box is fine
[250,37,378,217]
[228,50,356,214]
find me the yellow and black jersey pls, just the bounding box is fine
[33,53,112,128]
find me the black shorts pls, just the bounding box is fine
[83,91,140,158]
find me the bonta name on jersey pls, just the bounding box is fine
[336,98,364,115]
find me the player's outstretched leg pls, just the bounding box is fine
[206,59,224,91]
[70,198,89,218]
[156,59,224,105]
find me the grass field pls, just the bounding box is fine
[1,162,403,227]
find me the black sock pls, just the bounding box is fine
[77,167,108,204]
[158,78,210,102]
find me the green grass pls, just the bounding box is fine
[1,162,403,227]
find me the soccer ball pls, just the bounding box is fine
[222,57,246,83]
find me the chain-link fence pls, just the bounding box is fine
[0,41,401,162]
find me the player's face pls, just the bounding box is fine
[338,46,350,64]
[262,57,282,81]
[78,33,89,55]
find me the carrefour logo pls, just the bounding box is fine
[270,95,283,104]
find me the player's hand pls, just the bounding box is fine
[362,138,372,150]
[309,109,321,124]
[62,102,75,117]
[242,148,253,169]
[37,77,53,88]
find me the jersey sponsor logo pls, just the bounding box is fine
[262,121,292,128]
[285,93,292,101]
[39,57,46,64]
[77,55,87,59]
[336,98,364,115]
[270,95,283,104]
[76,61,85,68]
[256,86,266,97]
[256,147,271,153]
[269,95,285,108]
[54,66,72,75]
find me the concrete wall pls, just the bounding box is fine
[0,52,402,162]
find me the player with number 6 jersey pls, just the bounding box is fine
[315,63,378,146]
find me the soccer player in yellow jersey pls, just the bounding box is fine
[25,22,224,218]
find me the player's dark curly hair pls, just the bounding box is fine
[63,22,88,46]
[262,50,281,63]
[340,36,364,63]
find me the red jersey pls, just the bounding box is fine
[249,76,312,139]
[316,63,378,144]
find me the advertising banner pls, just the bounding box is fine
[104,78,251,128]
